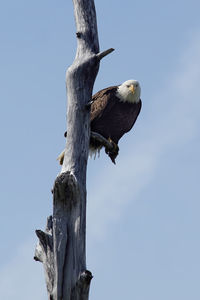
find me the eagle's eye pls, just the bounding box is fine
[126,85,130,88]
[135,83,138,87]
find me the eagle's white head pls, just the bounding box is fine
[116,79,141,103]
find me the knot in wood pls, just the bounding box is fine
[76,31,81,38]
[80,270,93,284]
[53,172,80,208]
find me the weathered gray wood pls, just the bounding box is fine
[35,1,114,299]
[35,216,54,297]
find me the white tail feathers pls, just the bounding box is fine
[89,146,102,160]
[57,147,102,165]
[57,150,65,165]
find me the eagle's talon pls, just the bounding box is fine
[107,138,119,152]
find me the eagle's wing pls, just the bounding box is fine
[103,99,142,143]
[122,99,142,134]
[90,86,118,122]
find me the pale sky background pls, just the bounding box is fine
[1,0,200,299]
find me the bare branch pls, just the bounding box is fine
[96,48,115,60]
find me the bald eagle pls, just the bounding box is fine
[58,79,141,165]
[89,79,142,163]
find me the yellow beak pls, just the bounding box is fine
[129,84,135,94]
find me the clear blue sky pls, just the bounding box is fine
[0,0,200,299]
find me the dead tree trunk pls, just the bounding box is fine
[34,1,114,299]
